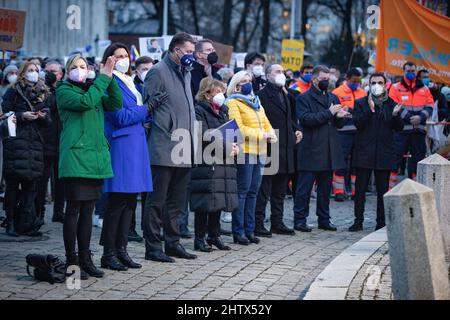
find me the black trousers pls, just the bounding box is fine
[394,131,426,178]
[36,155,65,218]
[100,193,137,250]
[63,200,96,256]
[143,166,191,252]
[354,168,390,226]
[130,192,147,232]
[4,178,37,222]
[293,171,333,226]
[255,173,289,227]
[194,211,220,239]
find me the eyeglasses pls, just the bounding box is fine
[370,82,385,85]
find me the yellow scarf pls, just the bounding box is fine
[113,70,143,106]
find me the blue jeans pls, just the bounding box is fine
[232,154,264,237]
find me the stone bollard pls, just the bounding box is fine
[417,153,450,261]
[384,179,450,300]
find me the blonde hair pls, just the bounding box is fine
[17,61,39,83]
[226,70,251,97]
[196,77,226,102]
[65,54,88,78]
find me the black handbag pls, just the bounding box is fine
[26,254,66,284]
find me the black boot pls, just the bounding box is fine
[207,237,231,251]
[375,222,386,231]
[80,250,105,277]
[65,253,89,280]
[233,234,249,245]
[5,219,19,237]
[349,221,363,232]
[52,212,65,224]
[255,223,272,238]
[194,238,213,252]
[101,248,128,271]
[117,247,142,269]
[348,219,364,232]
[128,229,144,243]
[246,234,260,244]
[271,222,295,235]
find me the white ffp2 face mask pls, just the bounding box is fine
[370,84,385,97]
[115,58,130,74]
[7,74,18,84]
[213,92,226,107]
[26,71,39,83]
[87,70,96,80]
[252,65,264,77]
[139,70,149,82]
[274,74,287,87]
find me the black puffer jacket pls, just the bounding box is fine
[39,86,61,156]
[190,101,238,213]
[2,83,51,180]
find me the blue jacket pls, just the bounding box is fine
[103,76,153,193]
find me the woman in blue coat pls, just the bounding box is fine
[99,43,165,271]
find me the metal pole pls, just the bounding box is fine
[163,0,169,36]
[297,0,303,40]
[290,0,296,39]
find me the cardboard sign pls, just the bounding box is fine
[139,37,167,62]
[281,39,305,71]
[212,41,234,65]
[0,8,26,51]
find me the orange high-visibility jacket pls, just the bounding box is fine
[389,78,434,133]
[332,82,367,132]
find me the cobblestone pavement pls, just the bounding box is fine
[345,243,393,300]
[0,195,378,300]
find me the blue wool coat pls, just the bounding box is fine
[103,76,153,193]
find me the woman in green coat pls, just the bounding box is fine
[56,54,122,280]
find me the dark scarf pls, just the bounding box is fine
[68,79,94,91]
[371,91,389,107]
[17,80,49,105]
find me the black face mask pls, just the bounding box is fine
[45,72,57,86]
[207,52,219,65]
[318,80,329,91]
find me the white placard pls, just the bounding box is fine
[7,114,16,137]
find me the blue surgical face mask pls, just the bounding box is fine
[240,82,253,95]
[405,71,416,81]
[421,78,430,87]
[177,48,195,67]
[302,74,313,83]
[348,83,360,91]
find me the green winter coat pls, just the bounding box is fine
[56,74,123,179]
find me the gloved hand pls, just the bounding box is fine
[410,115,422,126]
[147,92,169,111]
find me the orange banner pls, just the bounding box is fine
[376,0,450,85]
[0,8,26,51]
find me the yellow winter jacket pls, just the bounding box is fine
[226,97,274,155]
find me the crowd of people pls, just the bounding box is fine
[0,32,449,281]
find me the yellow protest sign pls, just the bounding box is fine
[281,39,305,71]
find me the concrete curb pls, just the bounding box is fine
[303,228,388,300]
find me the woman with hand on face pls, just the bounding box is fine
[99,43,165,271]
[56,54,122,280]
[2,61,51,237]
